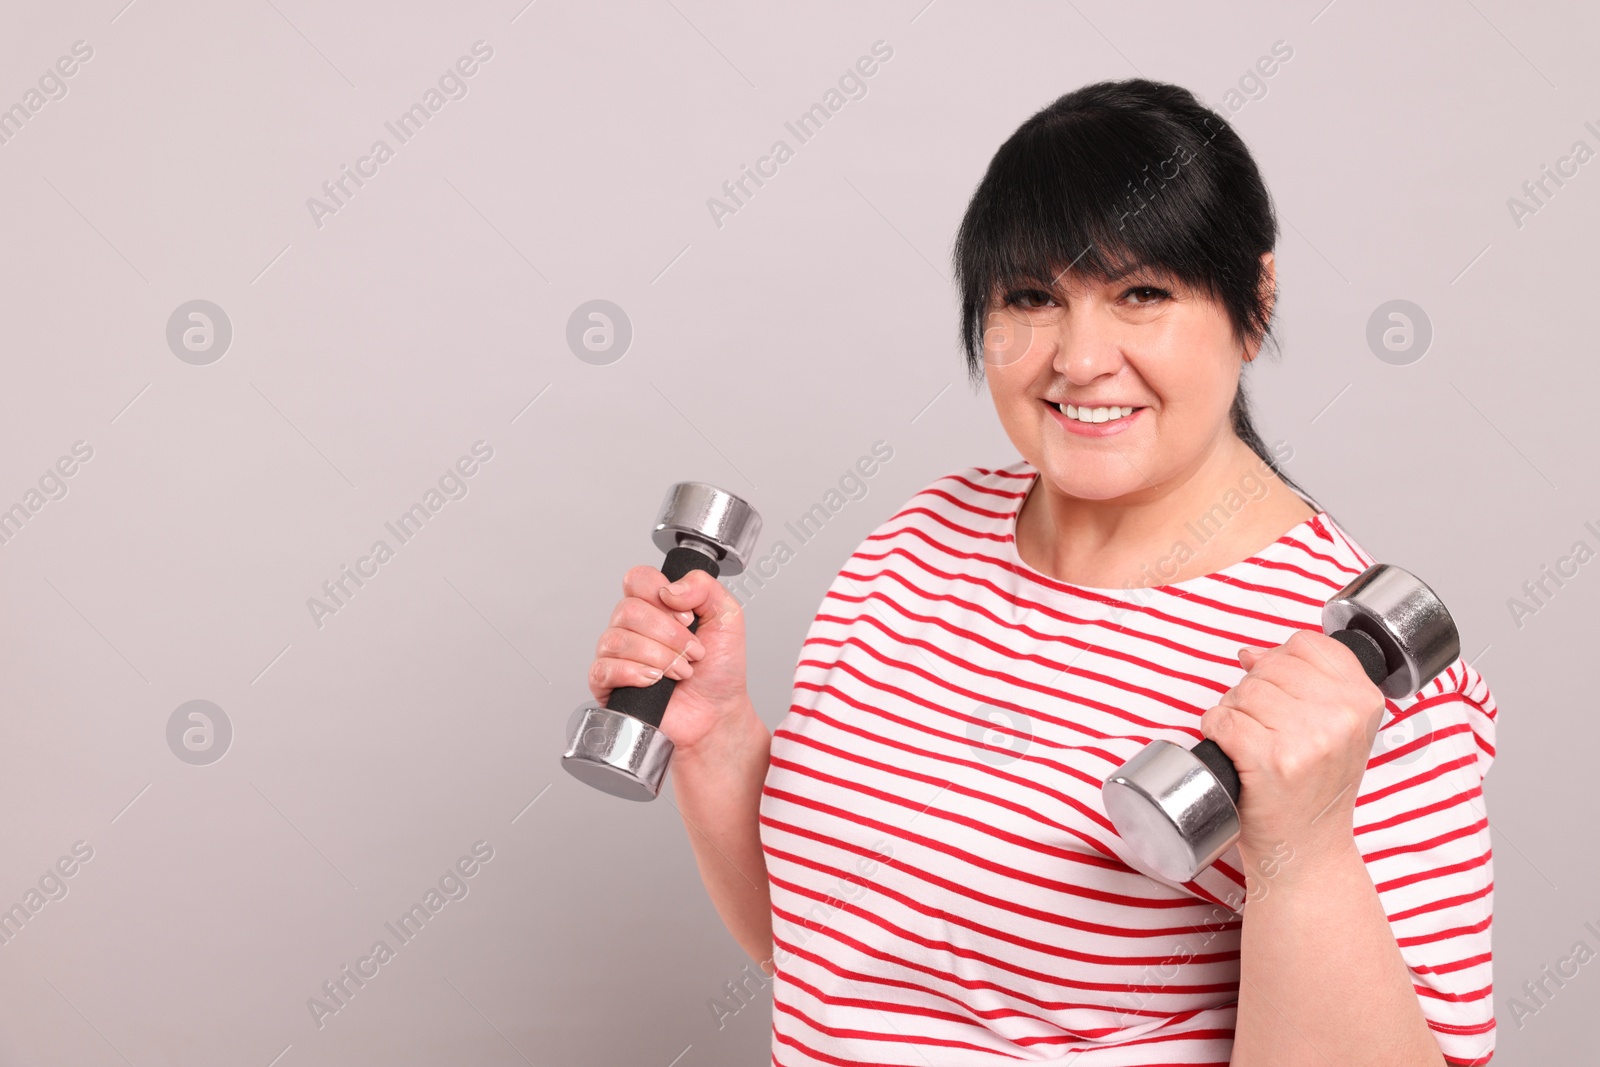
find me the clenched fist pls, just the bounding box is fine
[589,564,752,754]
[1200,629,1389,868]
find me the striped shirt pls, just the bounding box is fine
[758,460,1497,1066]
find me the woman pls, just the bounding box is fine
[588,79,1496,1066]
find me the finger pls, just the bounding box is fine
[607,598,706,661]
[1280,629,1369,687]
[1237,643,1330,701]
[1200,701,1270,766]
[1237,646,1269,670]
[1216,673,1299,732]
[623,564,696,627]
[594,627,695,681]
[588,655,670,702]
[1273,634,1389,725]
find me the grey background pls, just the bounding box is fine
[0,0,1593,1063]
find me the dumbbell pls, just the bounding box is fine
[1101,563,1460,883]
[560,482,761,802]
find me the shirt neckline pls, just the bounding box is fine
[999,464,1329,598]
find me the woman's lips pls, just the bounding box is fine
[1042,399,1145,437]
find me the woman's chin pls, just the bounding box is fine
[1035,471,1147,503]
[1031,448,1151,502]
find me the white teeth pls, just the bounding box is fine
[1060,404,1135,424]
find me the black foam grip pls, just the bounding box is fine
[604,544,720,729]
[1329,627,1388,686]
[1191,738,1241,804]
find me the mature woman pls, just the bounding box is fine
[588,79,1497,1066]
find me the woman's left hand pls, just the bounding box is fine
[1199,629,1389,868]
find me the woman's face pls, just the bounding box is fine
[983,253,1272,503]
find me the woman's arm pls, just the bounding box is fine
[1201,634,1483,1067]
[671,696,776,971]
[1230,834,1449,1067]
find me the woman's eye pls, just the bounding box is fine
[1125,286,1171,305]
[1007,289,1055,309]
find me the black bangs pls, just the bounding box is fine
[952,78,1278,390]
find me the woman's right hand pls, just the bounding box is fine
[588,564,751,754]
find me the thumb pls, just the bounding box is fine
[657,569,744,632]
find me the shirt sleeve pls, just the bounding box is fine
[1347,656,1498,1065]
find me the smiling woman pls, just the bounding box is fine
[745,78,1500,1067]
[613,76,1498,1067]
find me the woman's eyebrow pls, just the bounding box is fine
[1104,261,1175,284]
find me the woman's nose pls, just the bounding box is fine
[1050,311,1124,383]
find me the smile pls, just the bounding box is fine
[1058,403,1138,424]
[1042,399,1146,437]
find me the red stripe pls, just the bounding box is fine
[796,635,1148,754]
[770,923,1215,1024]
[1414,978,1493,1003]
[769,895,1239,1000]
[764,831,1213,943]
[969,465,1036,481]
[942,471,1030,501]
[1358,785,1485,837]
[1375,850,1492,895]
[815,593,1214,721]
[818,592,1209,720]
[779,973,1225,1048]
[1415,949,1493,976]
[775,985,1017,1054]
[827,573,1235,698]
[773,708,1120,844]
[1358,750,1480,806]
[1191,570,1332,608]
[793,647,1129,759]
[870,519,1329,635]
[768,860,1239,977]
[776,985,1240,1060]
[1280,533,1363,577]
[917,485,1018,523]
[1389,880,1493,923]
[772,933,1136,1027]
[1362,817,1488,862]
[1365,722,1479,775]
[1397,913,1492,948]
[1234,554,1348,591]
[762,785,1157,907]
[766,745,1124,867]
[839,533,1294,668]
[832,552,1243,684]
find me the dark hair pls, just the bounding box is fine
[951,77,1315,505]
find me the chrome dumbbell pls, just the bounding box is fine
[1101,563,1460,883]
[560,482,761,801]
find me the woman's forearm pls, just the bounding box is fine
[1230,835,1446,1067]
[670,697,775,970]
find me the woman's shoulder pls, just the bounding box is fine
[1271,503,1377,584]
[851,460,1030,543]
[1279,507,1496,737]
[814,460,1031,586]
[893,459,1037,517]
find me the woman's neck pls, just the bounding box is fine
[1015,436,1316,590]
